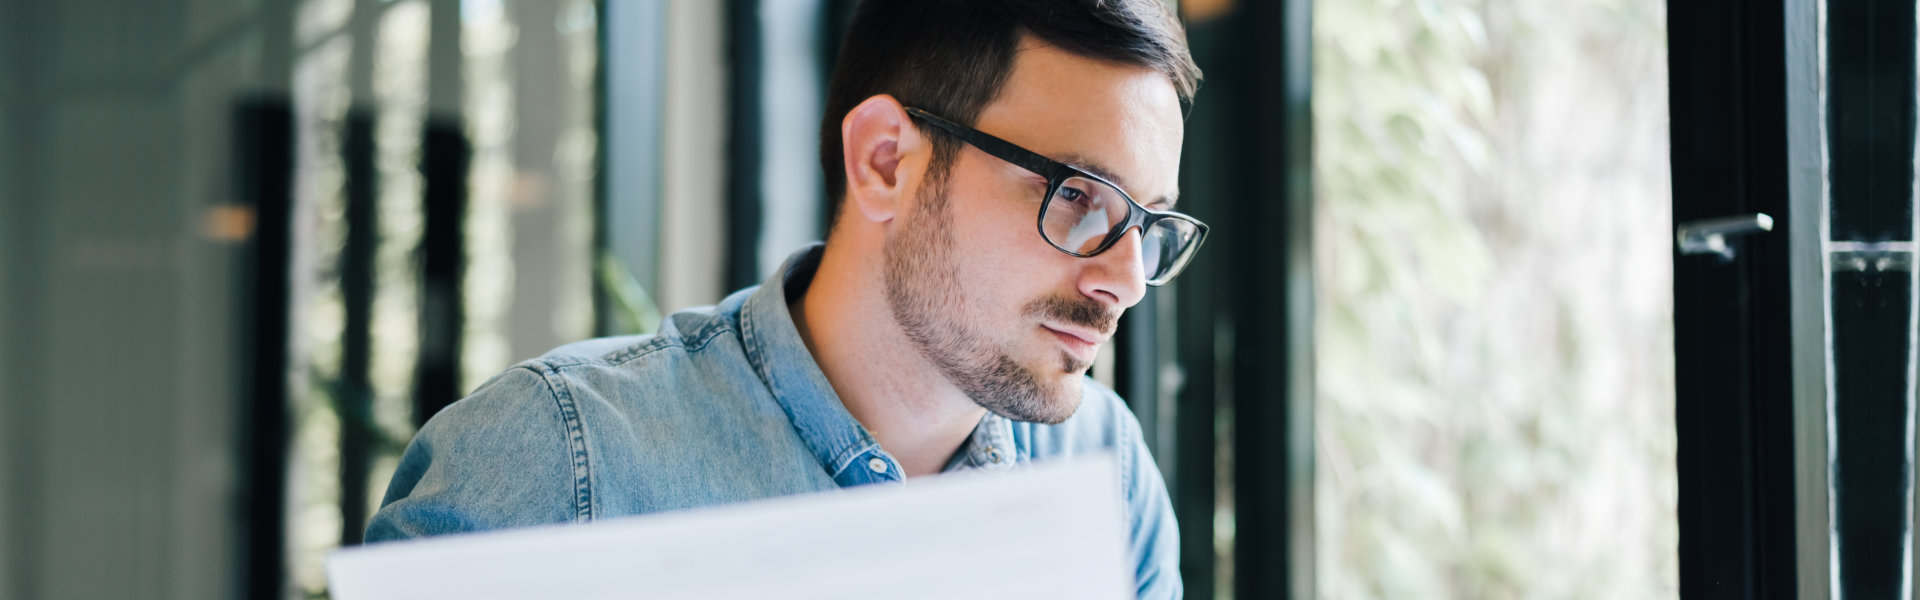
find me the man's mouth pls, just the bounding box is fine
[1041,323,1106,361]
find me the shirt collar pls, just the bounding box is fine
[741,244,1019,482]
[739,244,886,484]
[944,412,1019,472]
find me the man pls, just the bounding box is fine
[365,1,1206,598]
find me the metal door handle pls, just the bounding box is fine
[1677,213,1774,261]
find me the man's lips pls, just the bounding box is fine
[1042,323,1108,359]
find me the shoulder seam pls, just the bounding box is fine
[597,336,676,366]
[596,323,739,368]
[527,364,595,522]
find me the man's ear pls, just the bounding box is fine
[840,95,923,224]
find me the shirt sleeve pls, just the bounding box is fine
[1117,398,1184,600]
[363,365,585,543]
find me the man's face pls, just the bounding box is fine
[883,40,1186,424]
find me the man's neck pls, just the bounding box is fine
[790,242,986,478]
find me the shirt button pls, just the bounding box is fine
[867,457,889,474]
[985,447,1003,463]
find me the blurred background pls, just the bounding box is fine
[0,0,1735,598]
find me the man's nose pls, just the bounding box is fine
[1078,227,1149,310]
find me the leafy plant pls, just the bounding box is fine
[1314,0,1677,597]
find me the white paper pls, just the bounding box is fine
[327,454,1133,600]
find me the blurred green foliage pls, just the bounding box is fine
[1313,0,1678,597]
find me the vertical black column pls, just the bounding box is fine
[415,119,469,426]
[1172,15,1233,600]
[236,97,295,600]
[818,0,857,236]
[1183,0,1315,596]
[338,111,377,546]
[1668,0,1803,597]
[592,0,614,335]
[1826,0,1918,595]
[1167,239,1217,600]
[1830,270,1912,596]
[725,0,765,290]
[1116,293,1165,453]
[1226,1,1315,597]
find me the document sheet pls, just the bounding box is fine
[327,454,1132,600]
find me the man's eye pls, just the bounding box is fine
[1058,187,1088,204]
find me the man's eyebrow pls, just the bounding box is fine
[1152,192,1180,211]
[1055,152,1179,210]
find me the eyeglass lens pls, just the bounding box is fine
[1043,175,1200,282]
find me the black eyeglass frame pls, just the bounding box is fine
[902,106,1209,286]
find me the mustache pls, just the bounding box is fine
[1026,294,1118,337]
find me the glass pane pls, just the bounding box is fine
[281,1,601,597]
[1314,0,1678,596]
[459,0,600,391]
[287,27,352,598]
[1824,0,1917,594]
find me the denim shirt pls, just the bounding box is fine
[365,244,1182,599]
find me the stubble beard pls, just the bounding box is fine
[882,174,1093,425]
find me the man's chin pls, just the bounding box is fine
[984,393,1081,425]
[960,350,1087,424]
[1017,368,1087,424]
[1036,393,1084,425]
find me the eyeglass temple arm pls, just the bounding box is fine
[902,107,1068,181]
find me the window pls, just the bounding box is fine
[281,1,601,596]
[1313,0,1678,596]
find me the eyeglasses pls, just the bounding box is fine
[903,107,1208,286]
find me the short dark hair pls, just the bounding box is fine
[818,0,1201,233]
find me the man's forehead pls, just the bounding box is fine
[973,40,1186,205]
